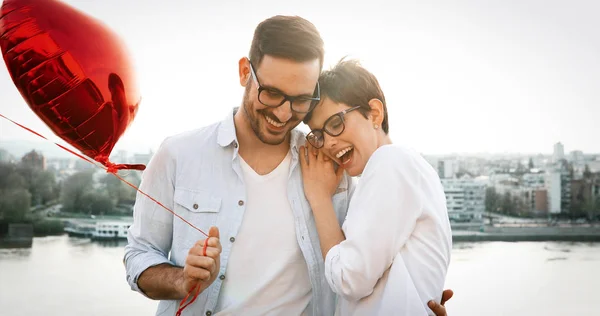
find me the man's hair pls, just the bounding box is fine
[304,59,389,134]
[249,16,324,69]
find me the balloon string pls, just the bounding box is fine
[175,237,210,316]
[2,113,211,313]
[0,113,208,237]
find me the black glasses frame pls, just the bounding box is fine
[306,105,362,148]
[248,60,320,114]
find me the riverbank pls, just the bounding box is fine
[3,219,600,244]
[453,226,600,242]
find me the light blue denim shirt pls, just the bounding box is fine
[124,108,355,316]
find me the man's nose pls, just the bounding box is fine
[272,100,293,122]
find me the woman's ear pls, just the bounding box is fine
[367,98,385,127]
[239,57,251,87]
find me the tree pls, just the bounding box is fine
[0,162,31,223]
[100,171,140,206]
[584,196,600,220]
[0,162,27,190]
[516,161,525,174]
[571,187,587,219]
[528,157,534,170]
[0,188,31,222]
[80,191,114,215]
[583,165,592,179]
[512,194,527,217]
[60,171,95,213]
[17,165,57,206]
[485,187,498,213]
[501,192,513,215]
[484,186,499,225]
[101,173,123,205]
[0,161,59,223]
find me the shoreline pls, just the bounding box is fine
[3,221,600,246]
[452,225,600,242]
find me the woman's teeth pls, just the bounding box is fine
[265,115,285,127]
[336,147,353,159]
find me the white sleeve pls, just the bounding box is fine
[324,147,424,301]
[123,138,176,296]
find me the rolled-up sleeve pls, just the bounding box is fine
[124,138,176,296]
[324,146,424,302]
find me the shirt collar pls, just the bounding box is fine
[216,107,348,190]
[217,108,238,147]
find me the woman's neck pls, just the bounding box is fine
[378,132,393,148]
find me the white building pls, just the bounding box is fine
[437,159,458,179]
[588,160,600,173]
[522,173,546,189]
[569,150,586,180]
[546,171,562,214]
[570,150,585,164]
[553,142,565,163]
[441,177,486,222]
[111,150,129,164]
[133,151,154,165]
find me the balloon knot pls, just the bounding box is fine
[105,161,119,174]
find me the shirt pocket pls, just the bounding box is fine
[173,187,222,244]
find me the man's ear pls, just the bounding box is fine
[239,57,251,87]
[367,98,385,127]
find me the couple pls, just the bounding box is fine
[124,15,453,316]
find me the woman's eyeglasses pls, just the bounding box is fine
[306,106,361,148]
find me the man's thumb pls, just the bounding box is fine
[209,226,220,239]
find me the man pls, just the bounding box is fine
[124,15,451,316]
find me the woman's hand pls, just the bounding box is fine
[299,144,344,204]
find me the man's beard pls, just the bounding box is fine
[241,88,295,146]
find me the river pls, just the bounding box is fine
[0,236,598,315]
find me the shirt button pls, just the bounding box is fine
[206,311,212,316]
[234,142,238,148]
[219,274,226,280]
[193,203,198,210]
[238,200,244,206]
[229,237,235,242]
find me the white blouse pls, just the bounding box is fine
[324,144,452,315]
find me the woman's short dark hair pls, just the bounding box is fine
[304,59,389,134]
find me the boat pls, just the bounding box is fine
[64,220,96,238]
[64,219,132,240]
[92,220,132,240]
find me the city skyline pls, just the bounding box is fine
[1,0,599,155]
[2,138,598,163]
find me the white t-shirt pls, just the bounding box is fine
[215,152,312,315]
[324,144,452,316]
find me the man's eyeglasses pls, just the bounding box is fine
[249,60,320,114]
[306,106,361,149]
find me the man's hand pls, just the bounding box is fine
[180,226,222,296]
[428,289,453,316]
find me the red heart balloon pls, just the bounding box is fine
[0,0,144,171]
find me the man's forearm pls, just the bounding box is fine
[137,263,186,300]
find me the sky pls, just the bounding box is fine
[1,0,599,156]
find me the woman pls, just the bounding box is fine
[299,59,453,315]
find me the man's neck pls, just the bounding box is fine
[234,109,291,175]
